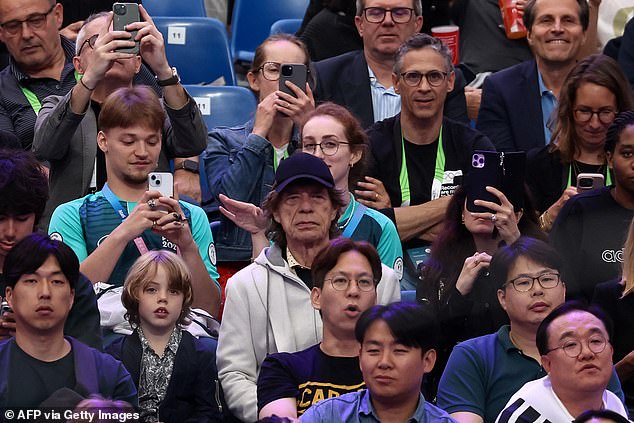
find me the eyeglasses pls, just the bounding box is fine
[302,140,350,156]
[573,108,617,125]
[504,273,561,292]
[0,4,56,35]
[325,276,376,292]
[78,34,98,55]
[399,70,448,87]
[547,335,608,358]
[362,7,415,24]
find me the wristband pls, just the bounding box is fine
[79,77,95,91]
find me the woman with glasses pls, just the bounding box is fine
[220,103,403,276]
[202,34,315,266]
[417,185,543,394]
[593,217,634,414]
[526,54,634,232]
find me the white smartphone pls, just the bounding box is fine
[148,172,173,197]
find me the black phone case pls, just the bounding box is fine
[113,3,140,54]
[466,151,526,213]
[278,64,307,98]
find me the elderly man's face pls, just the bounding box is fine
[272,181,338,247]
[542,311,613,399]
[0,0,63,74]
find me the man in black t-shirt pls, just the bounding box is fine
[359,33,494,288]
[256,238,383,420]
[0,233,137,408]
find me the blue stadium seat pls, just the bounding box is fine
[230,0,310,63]
[142,0,206,17]
[269,18,303,36]
[182,85,257,204]
[153,17,235,85]
[401,290,417,302]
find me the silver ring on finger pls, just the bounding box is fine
[152,220,158,227]
[491,214,497,222]
[148,199,157,209]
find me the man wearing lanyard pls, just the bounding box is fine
[47,86,221,318]
[0,0,156,149]
[32,8,207,230]
[359,33,495,289]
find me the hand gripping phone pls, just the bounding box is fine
[278,63,307,98]
[112,3,140,54]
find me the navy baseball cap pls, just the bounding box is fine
[274,152,335,193]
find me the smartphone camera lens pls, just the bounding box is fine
[114,4,126,15]
[281,65,293,77]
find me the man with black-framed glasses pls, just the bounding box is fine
[437,237,624,423]
[313,0,468,130]
[360,33,494,290]
[496,302,627,422]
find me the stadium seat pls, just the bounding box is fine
[269,18,303,36]
[142,0,207,17]
[401,290,417,302]
[230,0,310,63]
[182,85,257,204]
[153,17,235,85]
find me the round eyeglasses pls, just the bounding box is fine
[302,140,350,156]
[399,70,448,87]
[547,335,608,358]
[325,276,376,292]
[78,34,99,55]
[362,7,415,24]
[573,108,617,125]
[504,273,561,292]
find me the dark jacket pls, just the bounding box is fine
[107,330,222,423]
[314,49,469,129]
[477,59,544,153]
[0,337,137,407]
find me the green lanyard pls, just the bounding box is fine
[19,71,81,115]
[273,146,289,171]
[566,163,612,188]
[399,126,445,206]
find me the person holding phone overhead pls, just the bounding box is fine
[526,54,634,232]
[202,34,315,267]
[32,6,207,229]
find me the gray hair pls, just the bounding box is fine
[75,11,110,55]
[356,0,423,17]
[393,33,454,75]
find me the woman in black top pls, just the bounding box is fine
[527,54,633,232]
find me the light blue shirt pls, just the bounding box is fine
[537,70,557,144]
[368,66,401,123]
[301,389,458,423]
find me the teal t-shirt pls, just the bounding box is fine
[48,191,219,289]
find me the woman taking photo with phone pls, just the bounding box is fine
[526,54,633,232]
[203,34,315,267]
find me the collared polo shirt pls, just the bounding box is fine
[537,70,557,145]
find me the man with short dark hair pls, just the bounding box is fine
[359,33,494,288]
[301,302,456,423]
[314,0,468,129]
[437,237,623,423]
[0,148,100,348]
[257,238,382,420]
[477,0,590,152]
[496,302,627,422]
[0,233,137,408]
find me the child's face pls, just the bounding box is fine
[137,266,184,334]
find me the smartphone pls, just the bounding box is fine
[466,151,526,213]
[278,64,307,98]
[0,300,11,317]
[112,3,140,54]
[148,172,174,198]
[577,173,604,192]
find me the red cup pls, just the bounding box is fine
[431,25,460,65]
[499,0,527,39]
